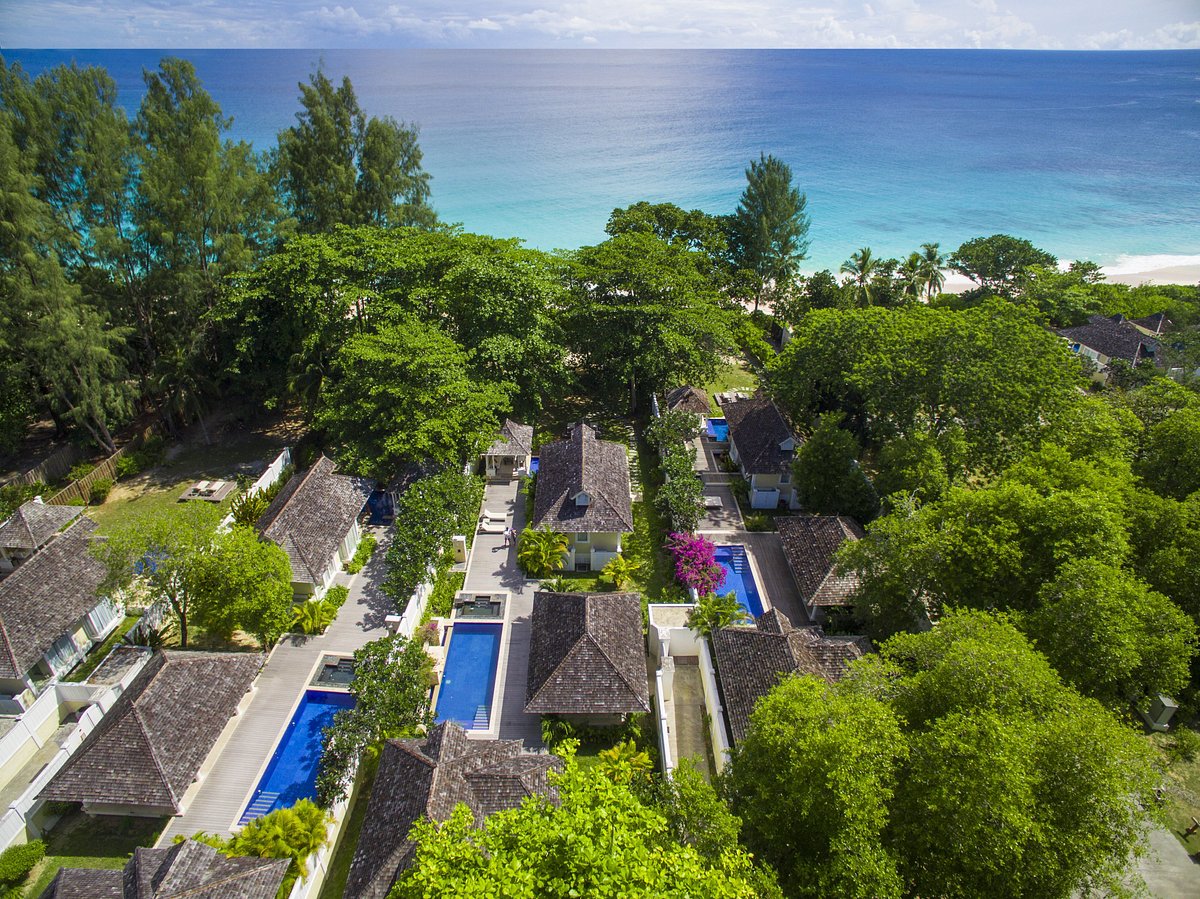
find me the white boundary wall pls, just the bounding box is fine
[219,447,292,531]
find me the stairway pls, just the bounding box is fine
[238,791,280,825]
[471,704,491,729]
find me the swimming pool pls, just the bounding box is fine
[706,418,729,442]
[238,689,355,825]
[435,622,503,731]
[529,457,540,474]
[714,545,764,618]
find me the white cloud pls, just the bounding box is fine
[468,17,503,30]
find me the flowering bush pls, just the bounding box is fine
[666,532,726,595]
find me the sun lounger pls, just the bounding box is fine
[478,520,507,534]
[703,495,724,508]
[483,509,509,522]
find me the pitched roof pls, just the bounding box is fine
[532,424,633,533]
[776,515,865,610]
[0,500,82,552]
[257,454,372,584]
[1058,315,1160,366]
[1131,312,1171,337]
[664,385,711,415]
[344,722,561,899]
[711,609,871,742]
[486,419,534,457]
[40,839,288,899]
[722,394,798,475]
[39,650,261,812]
[0,517,106,679]
[525,591,649,715]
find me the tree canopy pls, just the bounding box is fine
[727,153,810,306]
[948,234,1057,295]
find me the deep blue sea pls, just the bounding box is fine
[6,49,1199,271]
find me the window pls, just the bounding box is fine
[576,533,590,544]
[780,472,791,485]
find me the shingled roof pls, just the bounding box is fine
[525,591,649,716]
[39,650,261,812]
[776,516,865,612]
[0,517,106,680]
[532,424,633,533]
[1058,315,1161,366]
[722,394,798,475]
[0,500,82,552]
[257,454,372,584]
[40,838,288,899]
[664,385,711,415]
[1131,312,1171,337]
[344,722,561,899]
[486,419,534,457]
[711,609,871,743]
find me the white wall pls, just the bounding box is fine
[219,447,292,531]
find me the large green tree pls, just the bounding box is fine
[727,153,810,308]
[393,749,778,899]
[274,70,434,233]
[315,316,511,477]
[191,525,295,648]
[949,233,1057,296]
[1136,406,1200,500]
[792,413,878,521]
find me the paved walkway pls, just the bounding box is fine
[463,479,542,749]
[160,526,394,841]
[1137,825,1200,898]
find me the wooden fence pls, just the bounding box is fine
[0,443,86,489]
[45,423,158,506]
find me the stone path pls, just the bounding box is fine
[1137,825,1200,898]
[160,526,394,842]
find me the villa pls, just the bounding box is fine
[0,517,122,714]
[721,394,802,510]
[481,418,534,479]
[0,498,82,575]
[663,385,712,421]
[1058,313,1164,377]
[531,422,633,572]
[711,608,871,743]
[344,721,561,899]
[257,454,373,599]
[38,648,261,817]
[41,838,287,898]
[776,515,865,622]
[525,590,650,724]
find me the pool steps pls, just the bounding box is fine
[238,791,280,825]
[472,705,490,729]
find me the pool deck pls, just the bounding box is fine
[159,526,395,842]
[462,478,543,749]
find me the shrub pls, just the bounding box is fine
[1166,726,1200,765]
[68,461,96,482]
[324,585,350,611]
[665,533,725,595]
[88,477,114,504]
[344,532,377,574]
[744,513,774,532]
[0,839,45,884]
[230,491,269,528]
[293,599,336,635]
[115,454,140,479]
[427,570,465,618]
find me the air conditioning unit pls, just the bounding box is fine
[1139,694,1179,732]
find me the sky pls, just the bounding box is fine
[2,0,1199,50]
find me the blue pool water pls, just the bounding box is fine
[714,545,764,619]
[529,457,540,474]
[238,689,354,825]
[435,622,503,730]
[707,418,729,442]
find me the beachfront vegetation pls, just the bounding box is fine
[726,611,1160,899]
[728,152,810,310]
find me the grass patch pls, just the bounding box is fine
[63,615,140,683]
[703,357,759,412]
[545,572,606,593]
[317,753,380,899]
[623,433,686,605]
[23,811,167,897]
[1151,731,1200,853]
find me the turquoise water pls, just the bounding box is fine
[707,418,729,442]
[6,49,1198,270]
[238,689,355,825]
[715,544,764,618]
[435,621,502,730]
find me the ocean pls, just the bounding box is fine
[5,49,1199,272]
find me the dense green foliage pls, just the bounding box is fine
[344,532,377,574]
[190,800,330,893]
[518,526,570,578]
[792,413,878,521]
[392,749,779,899]
[948,233,1058,295]
[0,840,44,887]
[316,633,434,807]
[727,153,810,307]
[646,409,704,533]
[726,611,1160,899]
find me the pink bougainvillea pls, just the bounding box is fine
[666,532,726,595]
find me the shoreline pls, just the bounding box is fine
[938,263,1200,294]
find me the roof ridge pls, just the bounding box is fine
[130,701,181,810]
[158,853,288,898]
[581,631,646,708]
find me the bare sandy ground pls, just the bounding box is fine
[940,264,1200,294]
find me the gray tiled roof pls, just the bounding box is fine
[486,419,534,457]
[664,386,711,415]
[1131,312,1171,336]
[257,455,372,584]
[532,424,633,533]
[344,722,561,899]
[1058,315,1160,366]
[0,500,82,551]
[711,609,871,743]
[39,650,261,812]
[0,517,106,679]
[525,591,650,716]
[40,839,287,899]
[776,516,864,610]
[722,394,798,475]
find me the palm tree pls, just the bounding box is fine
[840,247,879,306]
[517,526,569,578]
[898,252,923,300]
[687,591,751,638]
[917,242,947,300]
[601,554,641,590]
[540,576,577,593]
[598,739,653,785]
[293,598,336,635]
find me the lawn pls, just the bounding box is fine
[623,433,687,605]
[88,435,286,535]
[317,754,379,899]
[703,357,759,412]
[22,811,167,897]
[63,614,140,683]
[1151,731,1200,856]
